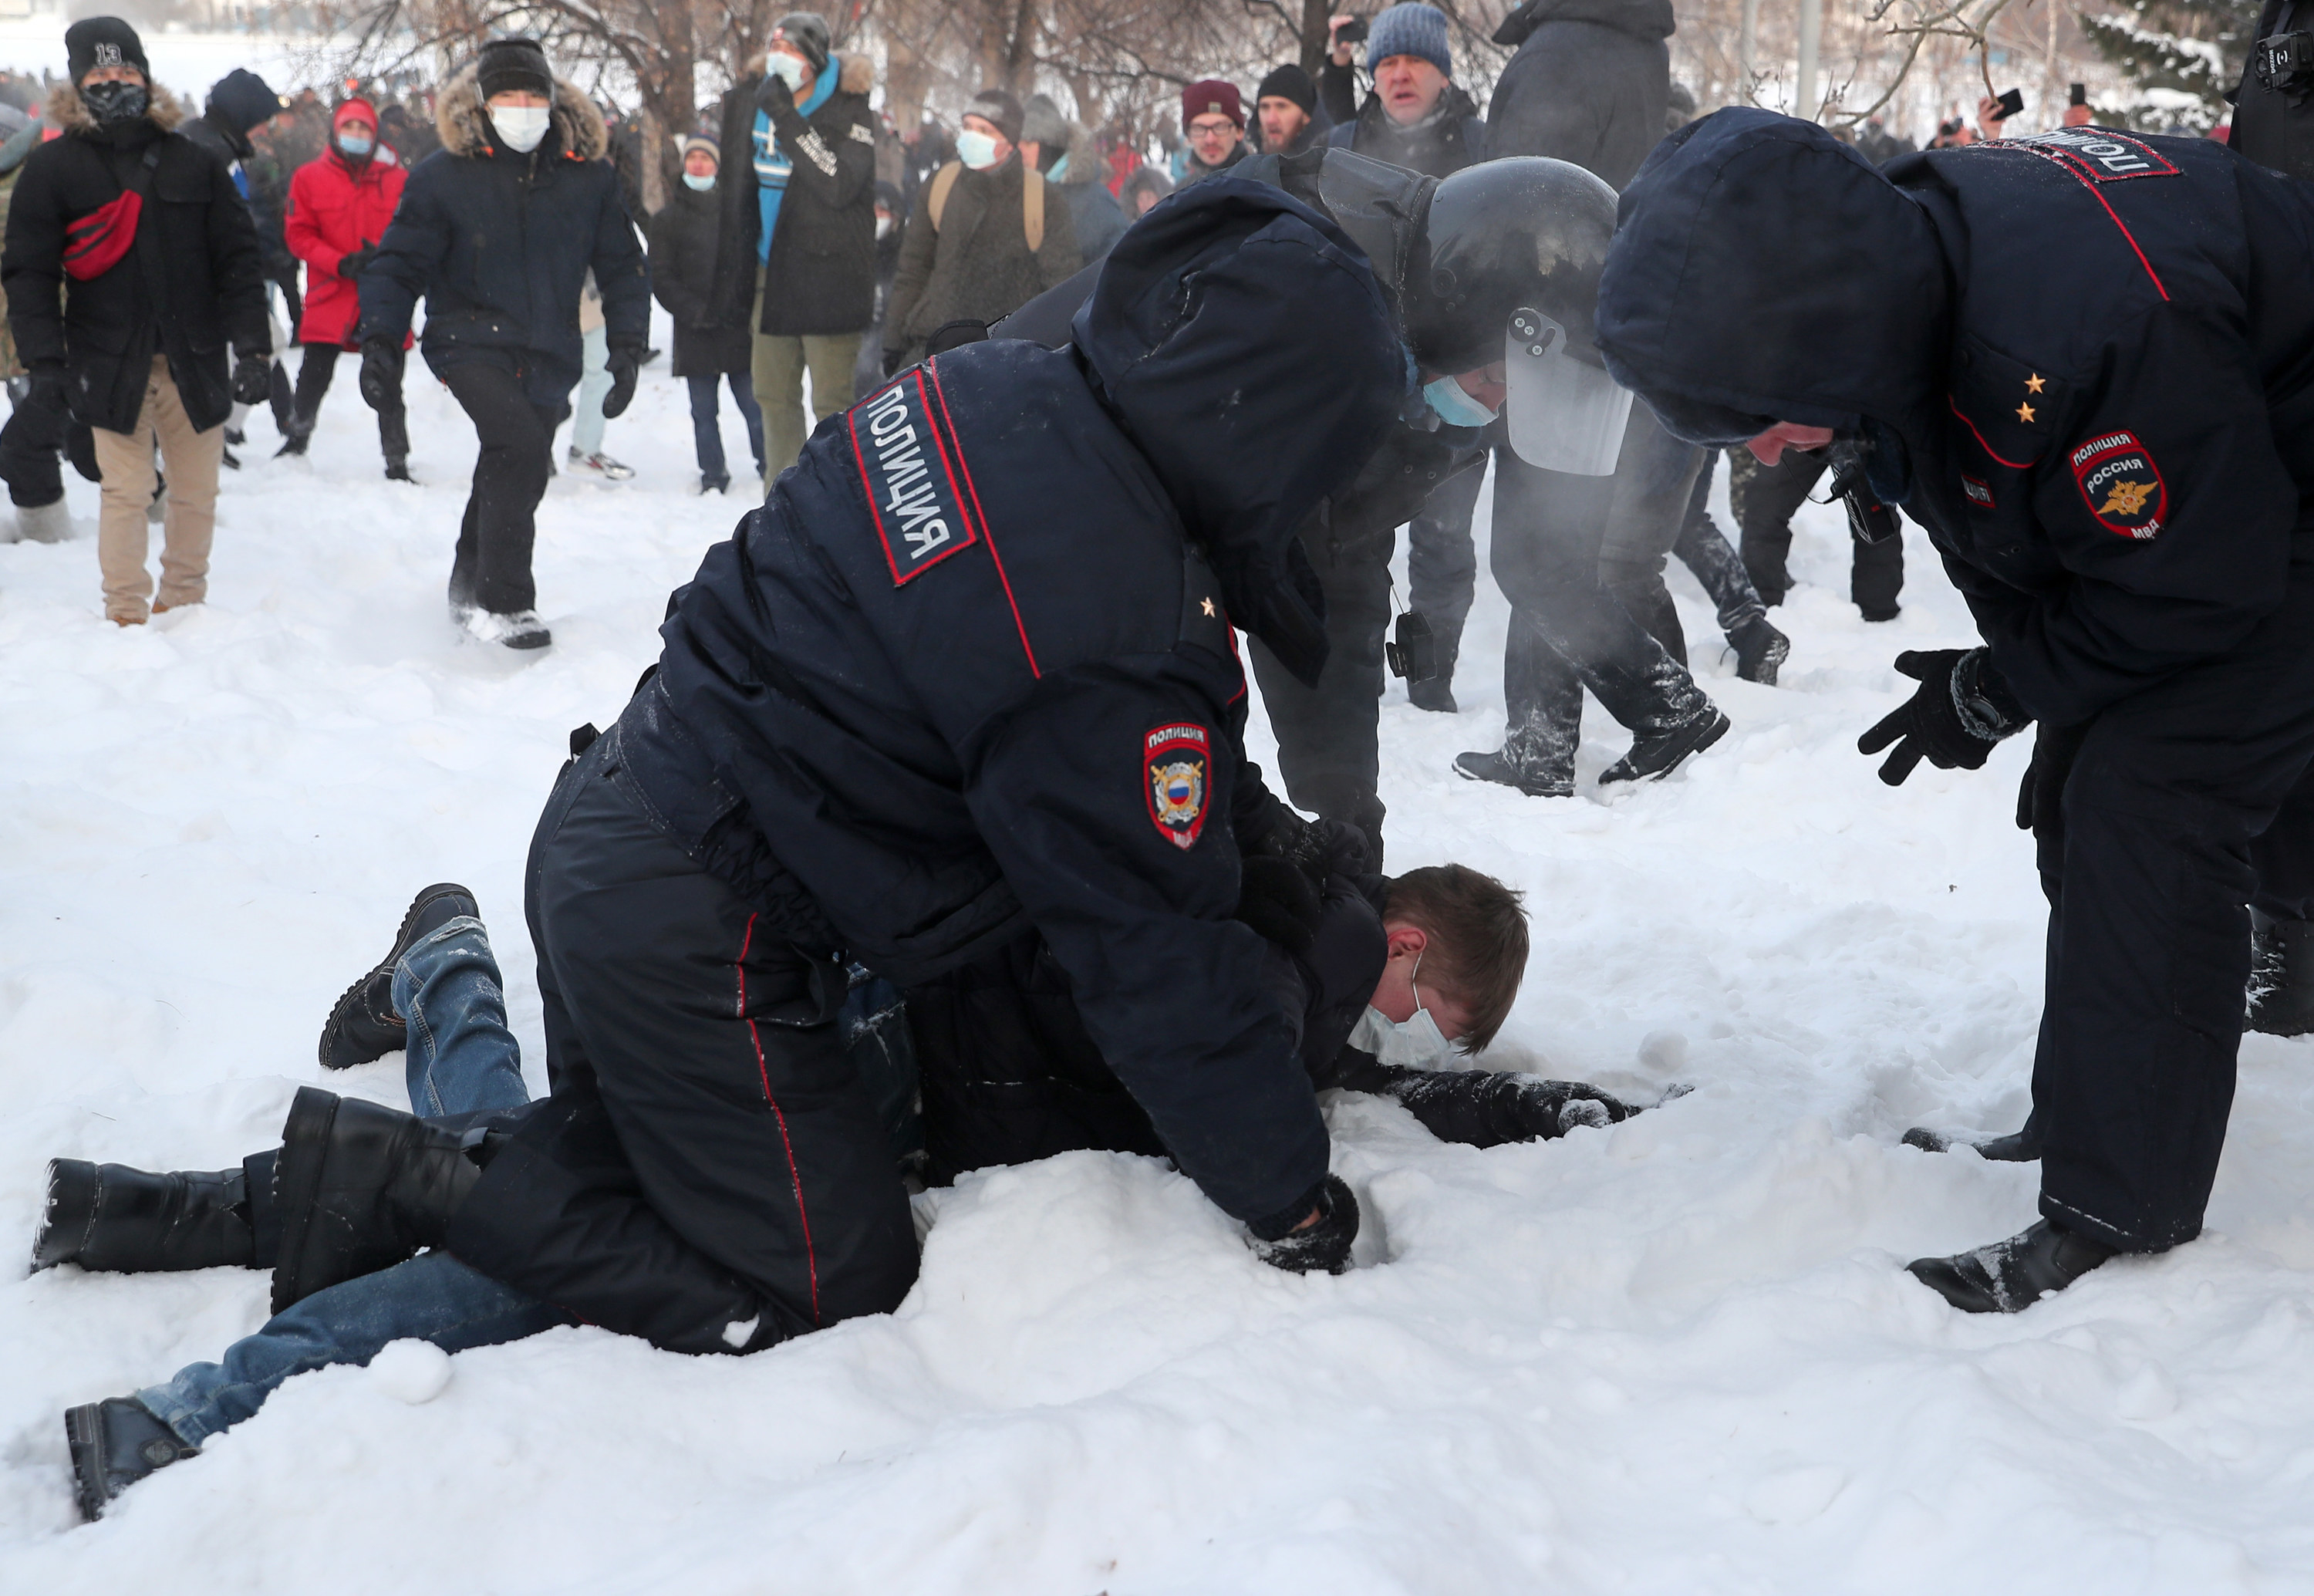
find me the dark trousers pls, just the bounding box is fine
[2027,561,2314,1250]
[1407,463,1484,688]
[444,731,919,1354]
[442,361,563,616]
[0,381,67,508]
[685,372,765,484]
[1726,447,1904,618]
[293,344,409,464]
[1246,532,1394,858]
[1668,453,1769,650]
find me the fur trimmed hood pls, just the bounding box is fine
[435,62,607,160]
[738,51,873,96]
[45,79,187,137]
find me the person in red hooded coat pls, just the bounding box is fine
[282,97,410,477]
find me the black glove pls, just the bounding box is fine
[230,354,272,406]
[336,241,377,281]
[357,338,403,411]
[1857,647,2029,786]
[601,342,642,419]
[1248,1174,1359,1275]
[882,346,906,379]
[1499,1075,1638,1139]
[1354,1063,1636,1148]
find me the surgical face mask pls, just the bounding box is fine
[1423,372,1499,430]
[1351,950,1456,1068]
[1047,152,1071,181]
[489,104,551,154]
[682,170,715,191]
[79,79,148,127]
[336,130,373,157]
[768,52,811,92]
[875,211,894,238]
[956,128,1002,170]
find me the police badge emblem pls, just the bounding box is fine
[2069,429,2167,539]
[1144,723,1211,850]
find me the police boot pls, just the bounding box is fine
[32,1159,258,1274]
[1901,1121,2042,1161]
[2247,909,2314,1038]
[1599,706,1731,785]
[66,1397,197,1521]
[1453,748,1574,798]
[1729,615,1789,687]
[317,882,477,1069]
[1905,1219,2117,1314]
[269,1087,487,1314]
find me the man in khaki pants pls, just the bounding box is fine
[0,16,271,626]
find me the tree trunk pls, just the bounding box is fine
[1300,0,1333,76]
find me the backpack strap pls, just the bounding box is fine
[1023,167,1044,252]
[927,160,960,231]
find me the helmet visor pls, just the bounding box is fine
[1504,308,1633,475]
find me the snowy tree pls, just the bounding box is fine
[2079,0,2259,130]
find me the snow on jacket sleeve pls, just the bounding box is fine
[963,665,1333,1227]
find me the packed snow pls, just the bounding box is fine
[5,327,2314,1593]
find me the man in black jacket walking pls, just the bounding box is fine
[1,16,270,627]
[653,136,763,494]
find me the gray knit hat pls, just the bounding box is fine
[1366,3,1452,77]
[1020,92,1071,154]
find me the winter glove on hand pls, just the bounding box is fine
[1502,1075,1638,1139]
[1247,1174,1359,1276]
[1857,647,2029,786]
[1233,853,1323,955]
[336,242,377,281]
[601,342,643,420]
[229,354,272,407]
[357,339,403,411]
[1372,1064,1636,1148]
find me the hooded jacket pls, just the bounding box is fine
[2,81,268,434]
[284,99,406,349]
[356,63,648,403]
[1321,76,1489,179]
[617,176,1402,1227]
[1487,0,1675,189]
[709,52,877,337]
[1600,109,2314,727]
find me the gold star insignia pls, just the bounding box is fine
[2025,373,2046,393]
[1199,596,1216,617]
[2016,401,2037,423]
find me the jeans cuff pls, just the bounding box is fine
[133,1382,217,1449]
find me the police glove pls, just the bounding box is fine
[1248,1174,1359,1276]
[336,241,377,281]
[1857,647,2029,786]
[357,339,403,411]
[1233,854,1323,955]
[229,353,272,407]
[601,342,643,419]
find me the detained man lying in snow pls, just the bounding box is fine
[35,851,1644,1520]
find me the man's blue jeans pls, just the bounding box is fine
[137,917,571,1448]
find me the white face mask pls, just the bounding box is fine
[489,104,551,154]
[769,52,811,92]
[955,128,1002,170]
[1351,950,1455,1068]
[875,212,893,238]
[682,170,715,191]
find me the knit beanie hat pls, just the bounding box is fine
[966,87,1023,144]
[1180,79,1244,131]
[682,134,720,164]
[207,67,280,133]
[770,12,831,78]
[65,17,148,86]
[1020,92,1071,154]
[1366,3,1452,77]
[1256,64,1317,115]
[475,37,553,100]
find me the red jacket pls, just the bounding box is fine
[285,100,408,348]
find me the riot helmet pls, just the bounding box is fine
[1402,157,1633,474]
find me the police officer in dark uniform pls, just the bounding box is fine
[1600,109,2314,1311]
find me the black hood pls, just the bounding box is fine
[1496,0,1675,49]
[1074,174,1402,684]
[1596,109,1948,450]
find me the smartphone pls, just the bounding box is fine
[2069,82,2087,106]
[1991,86,2024,122]
[1334,15,1368,43]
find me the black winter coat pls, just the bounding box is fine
[1601,110,2314,728]
[2,83,268,434]
[357,66,648,405]
[2231,0,2314,180]
[710,52,877,336]
[649,184,750,378]
[1488,0,1675,189]
[1318,71,1489,179]
[619,179,1403,1227]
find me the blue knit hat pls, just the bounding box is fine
[1366,3,1452,77]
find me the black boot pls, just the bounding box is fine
[66,1397,197,1521]
[1906,1219,2117,1313]
[318,882,478,1070]
[384,457,415,483]
[32,1159,257,1273]
[273,426,310,459]
[270,1086,487,1314]
[1599,707,1731,785]
[1407,676,1458,714]
[1902,1122,2042,1161]
[1452,748,1574,798]
[2248,909,2314,1037]
[1729,615,1789,687]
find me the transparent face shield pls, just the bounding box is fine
[1504,307,1634,475]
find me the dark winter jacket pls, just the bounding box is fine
[1600,109,2314,728]
[284,104,406,349]
[650,182,750,377]
[619,177,1403,1227]
[357,65,649,406]
[884,153,1079,359]
[2,83,268,434]
[710,52,877,336]
[1488,0,1675,188]
[1320,72,1489,178]
[1057,156,1128,263]
[2232,0,2314,180]
[1178,140,1250,188]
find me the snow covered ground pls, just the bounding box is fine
[6,336,2314,1593]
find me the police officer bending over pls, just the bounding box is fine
[1599,109,2314,1312]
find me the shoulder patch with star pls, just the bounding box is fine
[2071,430,2167,539]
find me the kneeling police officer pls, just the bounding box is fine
[1599,109,2314,1311]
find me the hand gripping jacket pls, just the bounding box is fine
[620,176,1403,1226]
